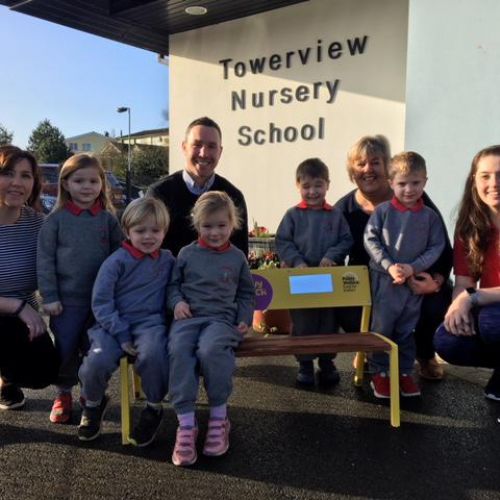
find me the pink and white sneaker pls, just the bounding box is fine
[202,418,230,457]
[172,426,198,467]
[49,393,72,424]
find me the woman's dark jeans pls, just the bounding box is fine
[434,304,500,369]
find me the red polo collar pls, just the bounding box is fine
[122,241,160,260]
[391,196,424,213]
[296,200,333,211]
[65,200,103,216]
[198,238,231,252]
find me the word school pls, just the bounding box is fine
[231,80,340,111]
[219,36,368,79]
[238,117,325,146]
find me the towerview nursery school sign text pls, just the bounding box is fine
[219,35,368,147]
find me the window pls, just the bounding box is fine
[82,143,92,151]
[69,142,78,151]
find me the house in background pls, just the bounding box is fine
[122,127,169,147]
[65,131,110,154]
[99,140,167,172]
[99,140,168,188]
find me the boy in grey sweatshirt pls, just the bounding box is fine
[276,158,353,387]
[364,152,446,399]
[78,198,175,446]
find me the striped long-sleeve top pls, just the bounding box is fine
[0,207,44,308]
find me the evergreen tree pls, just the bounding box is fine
[130,146,169,187]
[28,119,71,163]
[0,123,13,146]
[109,146,168,187]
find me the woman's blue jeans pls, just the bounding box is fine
[434,304,500,368]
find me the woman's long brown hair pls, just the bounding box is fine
[455,145,500,280]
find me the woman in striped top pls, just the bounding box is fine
[0,146,58,410]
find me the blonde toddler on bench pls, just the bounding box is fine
[167,192,255,467]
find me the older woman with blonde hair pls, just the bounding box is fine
[435,145,500,400]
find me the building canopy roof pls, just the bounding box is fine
[0,0,307,54]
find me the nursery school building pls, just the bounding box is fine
[4,0,500,231]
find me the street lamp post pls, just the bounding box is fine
[117,106,131,203]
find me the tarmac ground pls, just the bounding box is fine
[1,353,499,500]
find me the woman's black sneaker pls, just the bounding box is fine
[0,384,26,410]
[484,369,500,401]
[78,395,110,441]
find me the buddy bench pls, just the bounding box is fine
[120,265,400,444]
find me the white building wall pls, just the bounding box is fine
[169,0,408,231]
[406,0,500,232]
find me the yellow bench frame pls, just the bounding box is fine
[120,265,400,444]
[240,265,400,427]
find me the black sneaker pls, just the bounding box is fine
[0,384,25,410]
[484,369,500,401]
[317,359,341,387]
[78,395,110,441]
[129,405,163,447]
[296,361,315,386]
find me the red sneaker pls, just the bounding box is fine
[49,393,73,424]
[371,372,390,399]
[400,374,421,397]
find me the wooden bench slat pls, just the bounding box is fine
[236,332,390,358]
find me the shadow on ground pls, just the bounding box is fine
[0,354,499,499]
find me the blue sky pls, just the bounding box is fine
[0,7,169,148]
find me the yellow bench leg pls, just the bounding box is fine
[388,345,400,428]
[120,357,132,445]
[354,352,365,386]
[133,370,143,400]
[354,305,372,386]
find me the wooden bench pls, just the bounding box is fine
[120,265,400,444]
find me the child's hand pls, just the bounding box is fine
[43,301,63,316]
[319,257,337,267]
[174,301,192,320]
[388,264,406,285]
[236,322,249,334]
[121,341,138,360]
[398,263,414,279]
[296,262,308,269]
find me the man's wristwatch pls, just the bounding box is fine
[466,287,479,307]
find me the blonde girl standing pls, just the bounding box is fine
[37,154,122,424]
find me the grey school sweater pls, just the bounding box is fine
[276,205,353,267]
[167,242,255,326]
[37,208,122,305]
[363,200,445,274]
[91,246,175,343]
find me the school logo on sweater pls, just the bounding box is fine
[221,265,237,285]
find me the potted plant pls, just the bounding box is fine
[248,223,291,335]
